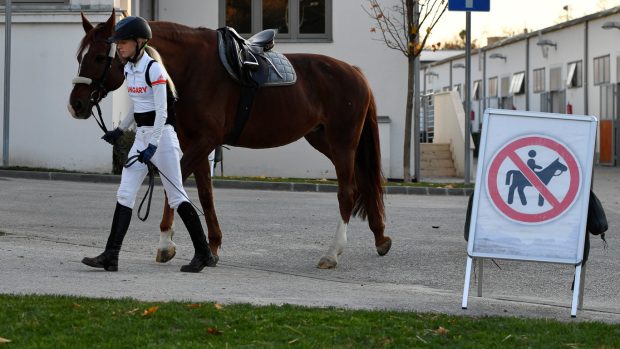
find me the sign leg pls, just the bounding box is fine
[477,258,483,297]
[462,256,473,309]
[578,262,586,310]
[571,265,583,317]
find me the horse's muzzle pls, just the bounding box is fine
[67,99,91,119]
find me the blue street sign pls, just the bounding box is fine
[448,0,490,12]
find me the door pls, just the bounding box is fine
[600,84,615,165]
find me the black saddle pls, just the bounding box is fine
[217,27,296,87]
[216,27,296,146]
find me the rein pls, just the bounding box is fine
[124,155,206,221]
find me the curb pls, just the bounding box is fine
[0,170,473,196]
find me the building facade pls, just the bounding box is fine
[1,0,416,179]
[423,7,620,165]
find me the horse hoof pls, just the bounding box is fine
[156,247,176,263]
[317,256,338,269]
[376,237,392,256]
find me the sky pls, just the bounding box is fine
[426,0,620,46]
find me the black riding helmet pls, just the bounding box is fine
[108,16,152,42]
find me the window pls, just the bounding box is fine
[549,67,562,91]
[473,80,481,100]
[509,72,524,95]
[220,0,332,42]
[533,68,545,93]
[567,60,582,88]
[488,77,498,97]
[594,55,610,85]
[500,76,510,97]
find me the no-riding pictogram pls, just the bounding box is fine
[486,136,581,224]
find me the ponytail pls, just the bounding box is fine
[144,45,178,99]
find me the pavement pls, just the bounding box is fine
[0,167,619,323]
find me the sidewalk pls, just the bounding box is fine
[0,168,474,196]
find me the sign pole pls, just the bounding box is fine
[464,10,471,184]
[570,265,582,317]
[461,256,473,309]
[3,0,11,167]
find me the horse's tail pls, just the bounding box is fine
[352,90,385,221]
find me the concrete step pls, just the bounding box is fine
[420,159,455,168]
[421,151,452,160]
[419,143,456,177]
[420,168,457,177]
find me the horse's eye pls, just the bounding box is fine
[95,55,106,63]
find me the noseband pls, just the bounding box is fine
[72,42,117,133]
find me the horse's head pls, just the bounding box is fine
[68,10,125,119]
[552,157,568,176]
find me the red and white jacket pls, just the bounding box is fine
[119,52,170,147]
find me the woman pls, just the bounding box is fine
[82,16,217,273]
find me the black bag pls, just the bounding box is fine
[464,193,474,242]
[586,190,608,236]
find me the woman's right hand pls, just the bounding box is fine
[101,128,124,145]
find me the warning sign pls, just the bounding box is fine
[486,135,581,224]
[467,109,597,265]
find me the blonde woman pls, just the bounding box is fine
[82,16,217,273]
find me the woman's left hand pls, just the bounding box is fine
[137,144,157,163]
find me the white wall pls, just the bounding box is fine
[0,9,120,171]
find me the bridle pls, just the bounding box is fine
[72,41,118,133]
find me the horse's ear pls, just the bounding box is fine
[104,8,116,31]
[80,12,94,33]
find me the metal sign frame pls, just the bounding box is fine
[462,108,598,317]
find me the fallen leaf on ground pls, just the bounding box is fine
[187,303,202,309]
[434,326,449,335]
[72,303,81,309]
[207,327,222,335]
[214,303,223,310]
[142,306,160,316]
[127,308,140,315]
[0,337,11,344]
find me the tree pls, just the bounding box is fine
[365,0,447,182]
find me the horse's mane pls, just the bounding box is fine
[77,21,212,59]
[77,23,106,59]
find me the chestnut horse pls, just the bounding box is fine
[68,11,391,268]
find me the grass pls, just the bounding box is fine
[0,295,618,348]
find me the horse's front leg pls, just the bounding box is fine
[179,143,223,256]
[193,158,223,256]
[156,194,177,263]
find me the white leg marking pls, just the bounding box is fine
[158,228,176,250]
[318,219,347,269]
[156,227,177,263]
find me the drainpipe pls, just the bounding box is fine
[584,21,588,115]
[3,0,12,167]
[482,50,487,113]
[526,36,530,111]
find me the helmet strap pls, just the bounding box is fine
[128,39,149,63]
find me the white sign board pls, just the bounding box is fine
[462,109,598,317]
[468,109,597,264]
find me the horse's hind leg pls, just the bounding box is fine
[317,145,357,269]
[156,194,177,263]
[305,129,351,269]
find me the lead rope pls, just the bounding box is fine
[124,154,206,221]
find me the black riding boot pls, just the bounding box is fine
[177,201,218,272]
[82,202,132,271]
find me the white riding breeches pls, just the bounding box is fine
[117,125,189,209]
